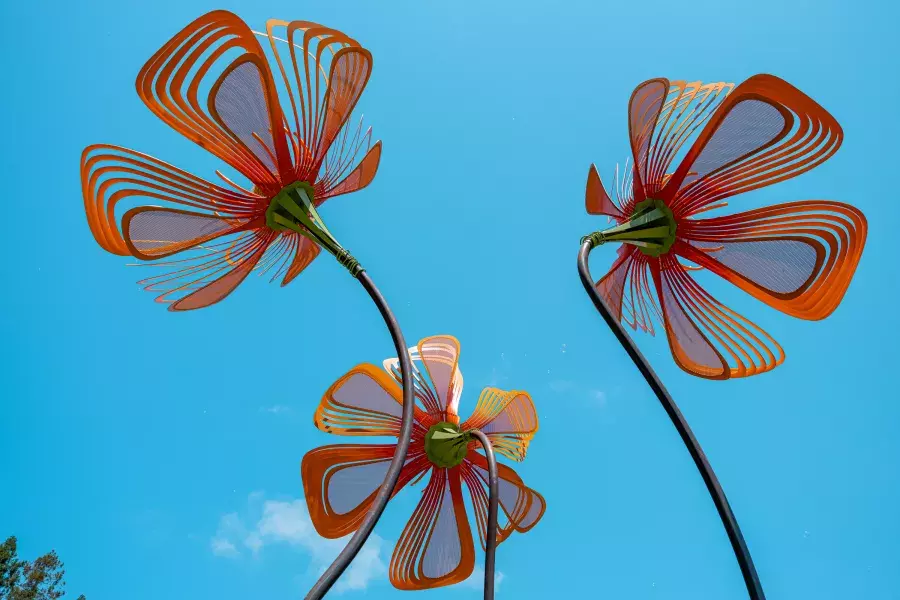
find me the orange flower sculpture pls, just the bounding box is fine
[584,75,867,379]
[302,335,545,590]
[81,11,381,310]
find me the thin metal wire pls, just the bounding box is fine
[305,269,415,599]
[470,429,499,600]
[577,240,766,600]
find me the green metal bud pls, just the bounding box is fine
[424,422,471,469]
[266,181,363,276]
[581,198,678,258]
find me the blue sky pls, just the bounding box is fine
[1,0,898,598]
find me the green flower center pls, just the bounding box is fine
[581,197,678,257]
[424,422,470,468]
[263,181,362,276]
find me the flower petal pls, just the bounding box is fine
[383,335,464,425]
[642,80,733,197]
[122,207,251,260]
[652,251,784,379]
[80,144,259,256]
[316,141,382,205]
[595,246,660,335]
[389,467,474,590]
[136,10,292,189]
[280,235,321,286]
[302,444,430,539]
[585,164,625,220]
[262,21,373,184]
[678,200,867,320]
[314,363,429,438]
[461,453,545,551]
[461,388,538,462]
[131,228,274,311]
[628,78,669,203]
[662,74,842,217]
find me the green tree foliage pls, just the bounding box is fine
[0,537,85,600]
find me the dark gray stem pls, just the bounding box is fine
[469,429,498,600]
[577,240,766,600]
[305,270,415,599]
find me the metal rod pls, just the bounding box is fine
[577,240,766,600]
[469,429,499,600]
[305,269,415,599]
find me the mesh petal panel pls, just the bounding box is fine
[315,365,428,438]
[697,239,817,294]
[303,444,429,539]
[421,479,462,579]
[214,60,279,174]
[687,99,785,180]
[327,459,393,515]
[628,79,669,201]
[679,200,867,319]
[389,468,473,590]
[128,210,233,257]
[653,253,784,379]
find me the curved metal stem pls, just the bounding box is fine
[469,429,499,600]
[577,241,766,600]
[305,270,415,599]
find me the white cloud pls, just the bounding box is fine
[463,566,505,591]
[210,537,239,558]
[244,532,263,555]
[210,495,386,593]
[261,405,291,414]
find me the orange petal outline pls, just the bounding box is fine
[662,74,842,216]
[136,10,293,190]
[262,20,376,187]
[281,235,321,286]
[585,163,625,220]
[416,336,464,424]
[80,144,259,256]
[302,444,430,539]
[382,336,465,425]
[389,467,475,590]
[314,363,429,438]
[679,200,867,320]
[652,252,785,379]
[628,78,669,203]
[594,246,661,335]
[462,452,545,551]
[132,228,275,311]
[462,387,538,462]
[642,80,734,197]
[316,141,382,205]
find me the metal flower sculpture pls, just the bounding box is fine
[582,76,867,379]
[577,75,867,600]
[302,335,545,592]
[81,11,381,310]
[80,12,418,598]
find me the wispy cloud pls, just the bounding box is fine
[211,495,386,593]
[260,405,291,414]
[210,536,239,558]
[463,566,505,591]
